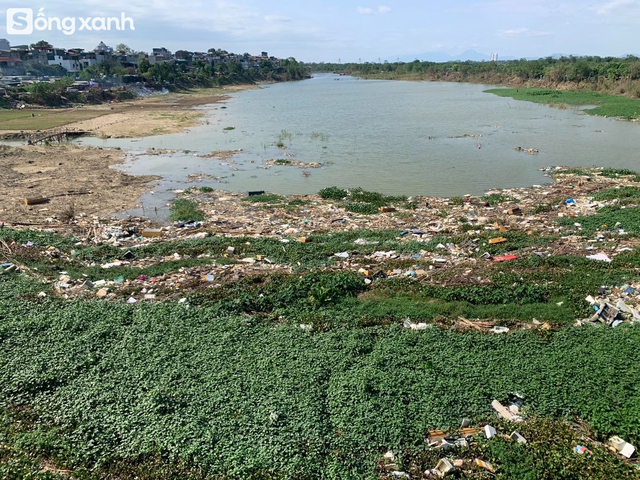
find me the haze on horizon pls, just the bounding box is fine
[0,0,637,62]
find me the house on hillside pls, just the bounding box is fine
[149,47,174,64]
[94,41,113,54]
[0,56,25,76]
[48,49,80,73]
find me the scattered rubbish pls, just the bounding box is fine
[484,425,497,438]
[475,459,495,473]
[434,458,456,477]
[574,445,593,455]
[609,437,635,458]
[141,228,162,238]
[492,400,522,422]
[379,207,397,213]
[491,326,510,334]
[24,196,48,205]
[489,237,507,244]
[247,190,265,196]
[507,207,522,215]
[493,255,518,262]
[354,238,379,245]
[334,252,349,259]
[403,319,429,330]
[390,472,409,478]
[587,253,612,263]
[466,199,490,207]
[514,146,540,155]
[592,303,619,325]
[510,431,527,444]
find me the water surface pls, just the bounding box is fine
[76,74,640,202]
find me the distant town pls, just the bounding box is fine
[0,39,308,107]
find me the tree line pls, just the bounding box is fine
[309,56,640,96]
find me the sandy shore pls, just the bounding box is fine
[0,145,158,225]
[0,85,255,139]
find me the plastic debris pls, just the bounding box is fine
[587,253,612,263]
[510,431,527,444]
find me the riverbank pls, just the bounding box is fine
[340,71,640,119]
[0,144,159,225]
[0,85,255,140]
[486,88,640,120]
[2,165,640,478]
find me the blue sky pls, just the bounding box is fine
[1,0,638,61]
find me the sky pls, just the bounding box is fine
[0,0,638,62]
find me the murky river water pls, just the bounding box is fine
[73,73,640,217]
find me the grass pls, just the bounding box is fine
[241,193,285,203]
[2,276,640,478]
[169,199,205,222]
[0,109,106,131]
[592,186,640,202]
[318,187,408,215]
[486,88,640,120]
[556,168,592,176]
[482,193,516,205]
[599,168,640,182]
[2,215,640,477]
[558,206,640,235]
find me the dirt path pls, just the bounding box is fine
[0,145,158,225]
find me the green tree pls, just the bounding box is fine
[137,58,151,74]
[115,43,134,54]
[30,40,52,49]
[28,78,73,106]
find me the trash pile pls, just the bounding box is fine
[379,396,636,478]
[379,398,528,478]
[4,166,640,309]
[581,283,640,327]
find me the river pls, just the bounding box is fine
[74,74,640,212]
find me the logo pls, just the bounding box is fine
[5,7,135,35]
[6,7,33,34]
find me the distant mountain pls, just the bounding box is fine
[389,49,519,63]
[383,51,637,64]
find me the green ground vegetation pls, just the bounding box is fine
[3,177,640,478]
[0,109,107,131]
[1,273,640,478]
[319,187,409,214]
[169,199,205,222]
[485,88,640,119]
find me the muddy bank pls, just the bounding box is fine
[0,85,255,140]
[0,145,158,225]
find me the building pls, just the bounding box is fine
[47,49,81,73]
[0,56,24,76]
[94,41,113,54]
[0,39,10,51]
[149,47,174,64]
